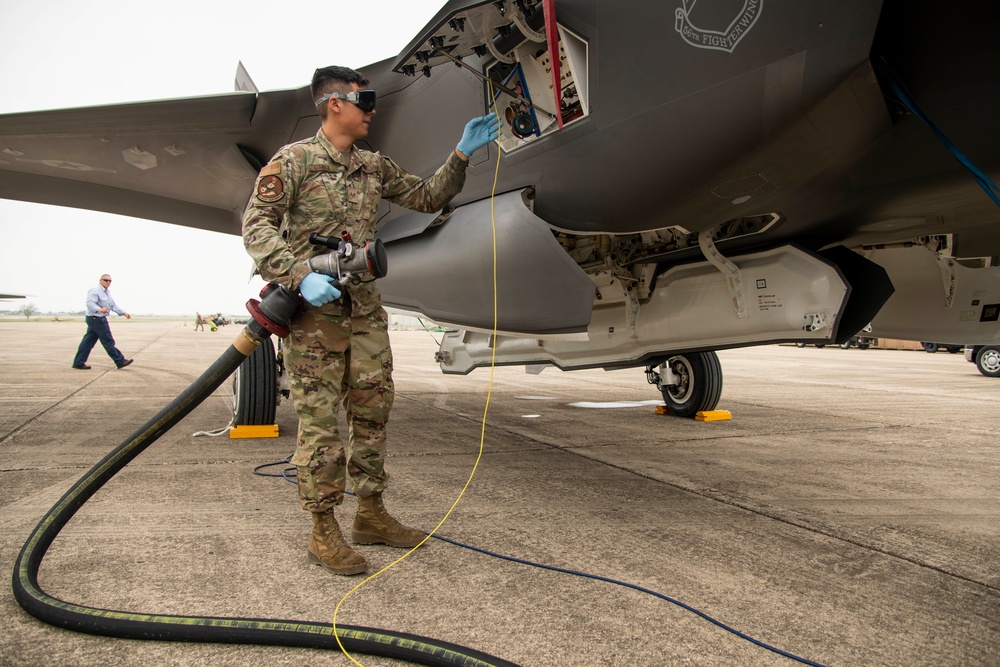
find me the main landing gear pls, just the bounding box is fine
[232,337,279,426]
[646,351,723,418]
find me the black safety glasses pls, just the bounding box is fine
[314,89,377,113]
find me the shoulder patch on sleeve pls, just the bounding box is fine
[255,174,286,203]
[260,162,282,177]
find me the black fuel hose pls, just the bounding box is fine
[11,320,518,667]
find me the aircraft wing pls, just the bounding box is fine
[0,89,307,236]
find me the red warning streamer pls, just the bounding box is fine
[542,0,563,130]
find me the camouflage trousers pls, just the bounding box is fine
[285,304,394,513]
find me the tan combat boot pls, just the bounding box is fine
[308,511,367,575]
[352,492,426,548]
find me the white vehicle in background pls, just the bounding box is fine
[965,345,1000,377]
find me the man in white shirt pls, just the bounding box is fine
[72,274,133,370]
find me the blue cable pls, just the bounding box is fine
[251,458,297,484]
[428,532,827,667]
[876,57,1000,208]
[255,460,826,665]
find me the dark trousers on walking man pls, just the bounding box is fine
[73,316,128,368]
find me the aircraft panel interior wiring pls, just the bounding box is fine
[393,0,591,153]
[487,24,589,152]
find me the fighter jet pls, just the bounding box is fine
[1,0,998,420]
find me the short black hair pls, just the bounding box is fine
[311,66,369,102]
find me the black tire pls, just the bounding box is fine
[857,343,871,350]
[233,337,277,425]
[922,342,939,353]
[945,346,963,354]
[658,351,723,418]
[975,345,1000,378]
[815,344,825,349]
[795,342,806,348]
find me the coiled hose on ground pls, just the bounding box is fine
[11,308,518,667]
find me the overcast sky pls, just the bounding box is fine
[0,0,442,314]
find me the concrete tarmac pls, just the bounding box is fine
[1,320,997,667]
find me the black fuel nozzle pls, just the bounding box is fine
[308,232,346,250]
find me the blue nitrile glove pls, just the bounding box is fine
[298,272,341,307]
[456,112,500,157]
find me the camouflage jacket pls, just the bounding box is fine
[242,128,468,316]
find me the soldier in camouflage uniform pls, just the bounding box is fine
[242,65,499,575]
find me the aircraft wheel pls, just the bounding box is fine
[922,342,939,353]
[975,345,1000,377]
[233,337,278,425]
[658,351,723,418]
[794,342,806,348]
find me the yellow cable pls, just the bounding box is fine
[334,89,503,666]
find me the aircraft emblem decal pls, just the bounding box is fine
[675,0,763,53]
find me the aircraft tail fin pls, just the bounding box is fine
[235,61,259,94]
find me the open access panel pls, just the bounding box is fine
[392,1,591,153]
[486,24,590,153]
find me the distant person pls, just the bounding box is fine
[72,274,133,370]
[195,312,205,331]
